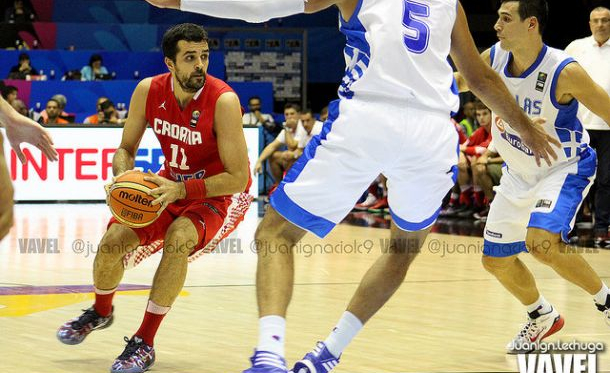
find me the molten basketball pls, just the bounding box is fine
[108,171,162,228]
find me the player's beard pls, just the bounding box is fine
[177,69,206,93]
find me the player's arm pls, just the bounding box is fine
[113,78,151,176]
[556,62,610,128]
[454,49,491,93]
[0,131,14,240]
[0,95,57,163]
[450,2,560,166]
[255,139,282,174]
[190,92,250,197]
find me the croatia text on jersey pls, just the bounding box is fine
[153,118,203,146]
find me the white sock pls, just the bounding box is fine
[526,295,552,316]
[594,283,609,306]
[323,311,363,358]
[257,315,286,357]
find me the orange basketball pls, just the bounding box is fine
[108,171,162,228]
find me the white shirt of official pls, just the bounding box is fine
[565,35,610,131]
[242,112,274,126]
[298,121,323,148]
[276,121,305,145]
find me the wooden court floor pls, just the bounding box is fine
[1,203,609,373]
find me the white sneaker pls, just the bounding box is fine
[595,295,610,326]
[354,193,377,210]
[505,307,564,354]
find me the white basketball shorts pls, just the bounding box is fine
[269,98,459,238]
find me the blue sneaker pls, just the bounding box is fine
[290,342,340,373]
[242,350,288,373]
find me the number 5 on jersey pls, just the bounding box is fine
[169,144,189,170]
[402,0,430,54]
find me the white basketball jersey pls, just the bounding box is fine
[489,43,590,176]
[338,0,459,114]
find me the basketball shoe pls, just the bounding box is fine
[506,307,564,354]
[242,350,288,373]
[56,306,114,345]
[290,342,340,373]
[110,336,155,373]
[596,294,610,326]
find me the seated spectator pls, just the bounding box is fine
[81,54,109,81]
[242,96,278,146]
[253,103,303,185]
[459,100,477,136]
[8,53,38,79]
[4,0,35,23]
[84,97,109,124]
[441,100,492,217]
[1,86,18,105]
[98,100,121,125]
[320,106,329,122]
[11,99,28,117]
[41,99,69,125]
[39,94,72,123]
[297,109,323,151]
[471,142,503,221]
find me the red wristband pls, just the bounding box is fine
[183,179,207,200]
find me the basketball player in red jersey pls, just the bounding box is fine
[56,23,251,373]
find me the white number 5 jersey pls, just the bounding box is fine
[338,0,460,115]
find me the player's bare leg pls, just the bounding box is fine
[526,228,603,294]
[290,223,427,372]
[110,217,198,373]
[57,224,140,345]
[242,207,306,372]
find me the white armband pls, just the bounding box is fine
[180,0,305,23]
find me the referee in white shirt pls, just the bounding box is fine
[566,6,610,245]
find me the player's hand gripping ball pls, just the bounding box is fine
[106,171,164,228]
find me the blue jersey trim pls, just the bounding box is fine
[550,58,577,109]
[504,44,548,79]
[483,240,528,257]
[269,100,341,238]
[490,44,496,66]
[528,148,596,243]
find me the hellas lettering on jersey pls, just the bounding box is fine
[153,118,202,145]
[515,94,542,116]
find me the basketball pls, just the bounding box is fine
[108,171,162,228]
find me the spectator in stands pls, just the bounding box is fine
[39,94,70,123]
[10,99,28,117]
[98,100,121,125]
[297,109,323,151]
[1,86,18,105]
[441,100,492,218]
[459,100,477,136]
[84,97,109,124]
[566,6,610,247]
[320,106,329,122]
[253,103,303,185]
[471,142,503,222]
[8,53,38,79]
[242,96,278,146]
[81,54,109,81]
[4,0,35,23]
[41,99,68,125]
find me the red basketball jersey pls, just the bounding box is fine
[145,73,248,196]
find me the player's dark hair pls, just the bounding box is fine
[501,0,548,35]
[474,100,490,112]
[162,23,209,62]
[284,102,301,113]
